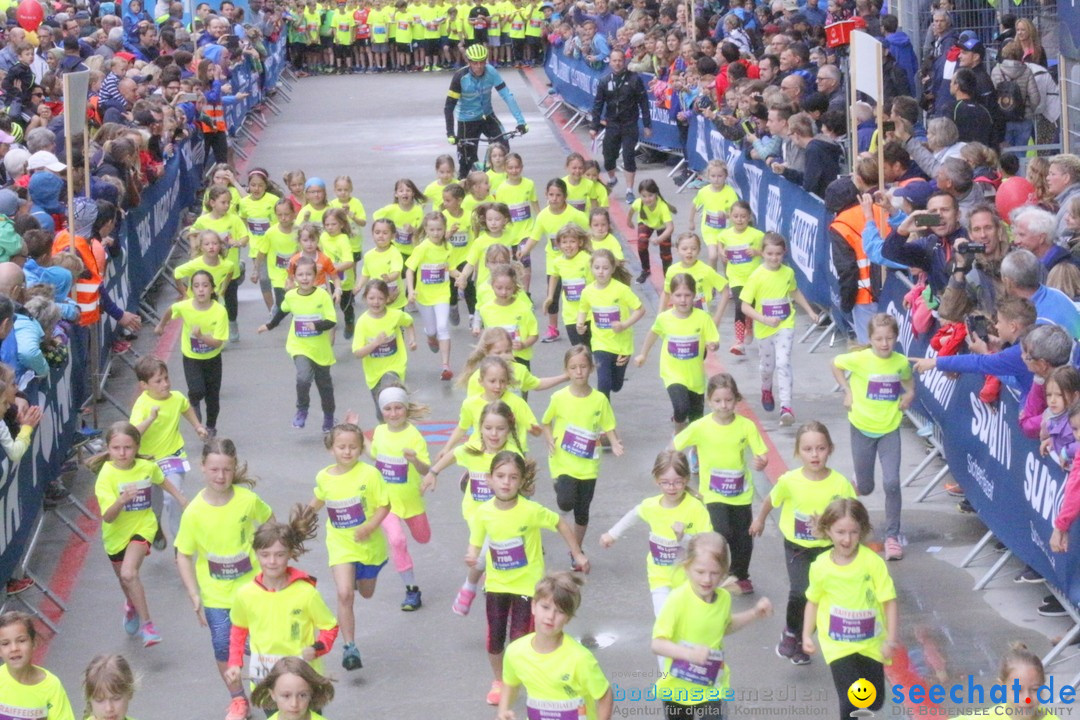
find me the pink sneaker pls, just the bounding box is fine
[541,326,560,343]
[486,680,503,705]
[225,696,250,720]
[452,587,476,616]
[884,536,904,561]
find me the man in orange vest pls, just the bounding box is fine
[828,177,890,344]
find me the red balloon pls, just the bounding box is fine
[995,176,1035,224]
[16,0,43,32]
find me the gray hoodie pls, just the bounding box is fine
[990,59,1040,122]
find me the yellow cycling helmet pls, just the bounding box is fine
[465,44,488,62]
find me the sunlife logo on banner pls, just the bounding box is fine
[971,393,1012,470]
[789,209,818,284]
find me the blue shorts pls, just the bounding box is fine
[204,606,232,663]
[489,34,502,47]
[354,560,387,580]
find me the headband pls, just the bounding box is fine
[305,177,325,189]
[379,387,409,409]
[248,168,268,180]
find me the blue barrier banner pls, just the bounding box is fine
[879,272,1080,606]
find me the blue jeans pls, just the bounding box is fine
[1003,120,1034,149]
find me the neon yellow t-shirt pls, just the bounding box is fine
[589,232,624,260]
[806,544,896,664]
[834,349,912,436]
[0,665,75,720]
[579,280,641,356]
[531,206,588,266]
[174,486,273,609]
[494,177,537,244]
[255,223,299,289]
[369,6,389,39]
[769,468,856,547]
[693,184,739,244]
[370,423,429,519]
[423,179,452,212]
[674,414,766,506]
[353,308,413,389]
[238,192,280,238]
[405,239,452,306]
[633,493,712,590]
[468,497,560,595]
[630,197,673,230]
[443,207,474,268]
[487,168,508,193]
[319,231,356,291]
[653,583,733,704]
[280,287,337,366]
[130,390,190,460]
[525,4,545,36]
[328,197,368,248]
[95,459,166,555]
[476,294,538,361]
[191,212,249,279]
[393,6,414,41]
[716,226,763,287]
[313,462,390,566]
[542,387,615,480]
[373,202,425,255]
[467,361,541,397]
[562,176,596,213]
[229,573,337,681]
[503,634,611,720]
[360,245,407,310]
[454,441,505,522]
[458,390,537,448]
[552,250,594,324]
[170,298,229,360]
[333,7,355,42]
[664,260,728,309]
[174,256,236,298]
[739,263,797,339]
[650,309,720,393]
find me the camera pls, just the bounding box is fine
[960,242,987,254]
[966,315,991,342]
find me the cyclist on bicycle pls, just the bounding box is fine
[445,44,528,178]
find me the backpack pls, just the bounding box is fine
[995,79,1026,122]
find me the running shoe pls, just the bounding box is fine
[322,414,335,433]
[779,407,794,426]
[735,579,754,595]
[450,305,461,326]
[1039,596,1068,617]
[441,367,454,381]
[342,643,363,670]
[1015,567,1044,584]
[541,326,560,343]
[292,409,308,429]
[427,336,439,353]
[123,601,139,635]
[141,621,162,648]
[635,270,649,284]
[790,648,811,665]
[775,629,798,659]
[884,536,904,561]
[225,696,250,720]
[401,586,423,611]
[452,587,476,616]
[729,344,745,356]
[625,189,635,204]
[486,680,503,706]
[761,389,775,412]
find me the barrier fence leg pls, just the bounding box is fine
[666,158,686,178]
[807,322,839,353]
[901,445,943,487]
[560,110,581,131]
[566,113,587,132]
[960,530,997,568]
[799,316,832,345]
[264,97,285,115]
[973,549,1014,590]
[543,99,563,119]
[1041,587,1080,670]
[7,593,59,634]
[249,111,269,129]
[913,464,952,502]
[677,171,697,193]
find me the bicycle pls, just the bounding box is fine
[454,128,524,174]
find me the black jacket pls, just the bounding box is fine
[781,136,843,198]
[591,69,651,131]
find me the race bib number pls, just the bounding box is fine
[793,511,815,541]
[725,245,751,264]
[489,537,528,570]
[667,335,700,360]
[420,264,447,284]
[121,479,153,512]
[376,454,409,484]
[470,472,493,502]
[526,699,583,720]
[669,649,724,686]
[568,199,586,212]
[374,26,387,36]
[250,653,285,682]
[326,497,366,529]
[396,229,414,246]
[207,552,254,580]
[648,533,680,566]
[370,337,398,358]
[828,607,877,642]
[246,218,271,235]
[563,279,585,302]
[157,456,191,476]
[190,334,215,354]
[762,299,791,320]
[293,314,320,338]
[560,425,598,459]
[509,203,531,223]
[705,211,726,230]
[449,230,469,247]
[592,306,619,329]
[275,253,292,269]
[709,469,744,497]
[866,374,902,401]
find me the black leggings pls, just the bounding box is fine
[451,261,476,316]
[594,350,627,398]
[566,322,590,348]
[338,288,355,328]
[486,591,532,655]
[204,130,229,166]
[784,540,828,635]
[183,354,222,429]
[457,115,506,178]
[554,475,596,527]
[830,653,885,720]
[224,278,238,322]
[666,384,704,424]
[707,503,753,580]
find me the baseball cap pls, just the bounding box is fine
[783,0,798,10]
[0,190,19,218]
[630,32,645,47]
[27,151,66,172]
[892,181,934,211]
[960,36,985,55]
[115,51,136,62]
[957,30,978,43]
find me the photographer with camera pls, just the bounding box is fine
[882,191,967,293]
[946,204,1008,315]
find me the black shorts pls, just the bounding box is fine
[354,37,371,47]
[666,383,704,424]
[320,34,333,48]
[306,42,321,52]
[333,44,351,58]
[555,475,597,526]
[526,35,542,48]
[424,38,439,53]
[108,534,151,563]
[397,40,412,53]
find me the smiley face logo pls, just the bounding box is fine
[848,678,877,709]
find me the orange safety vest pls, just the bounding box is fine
[829,204,889,307]
[52,231,102,326]
[199,101,226,134]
